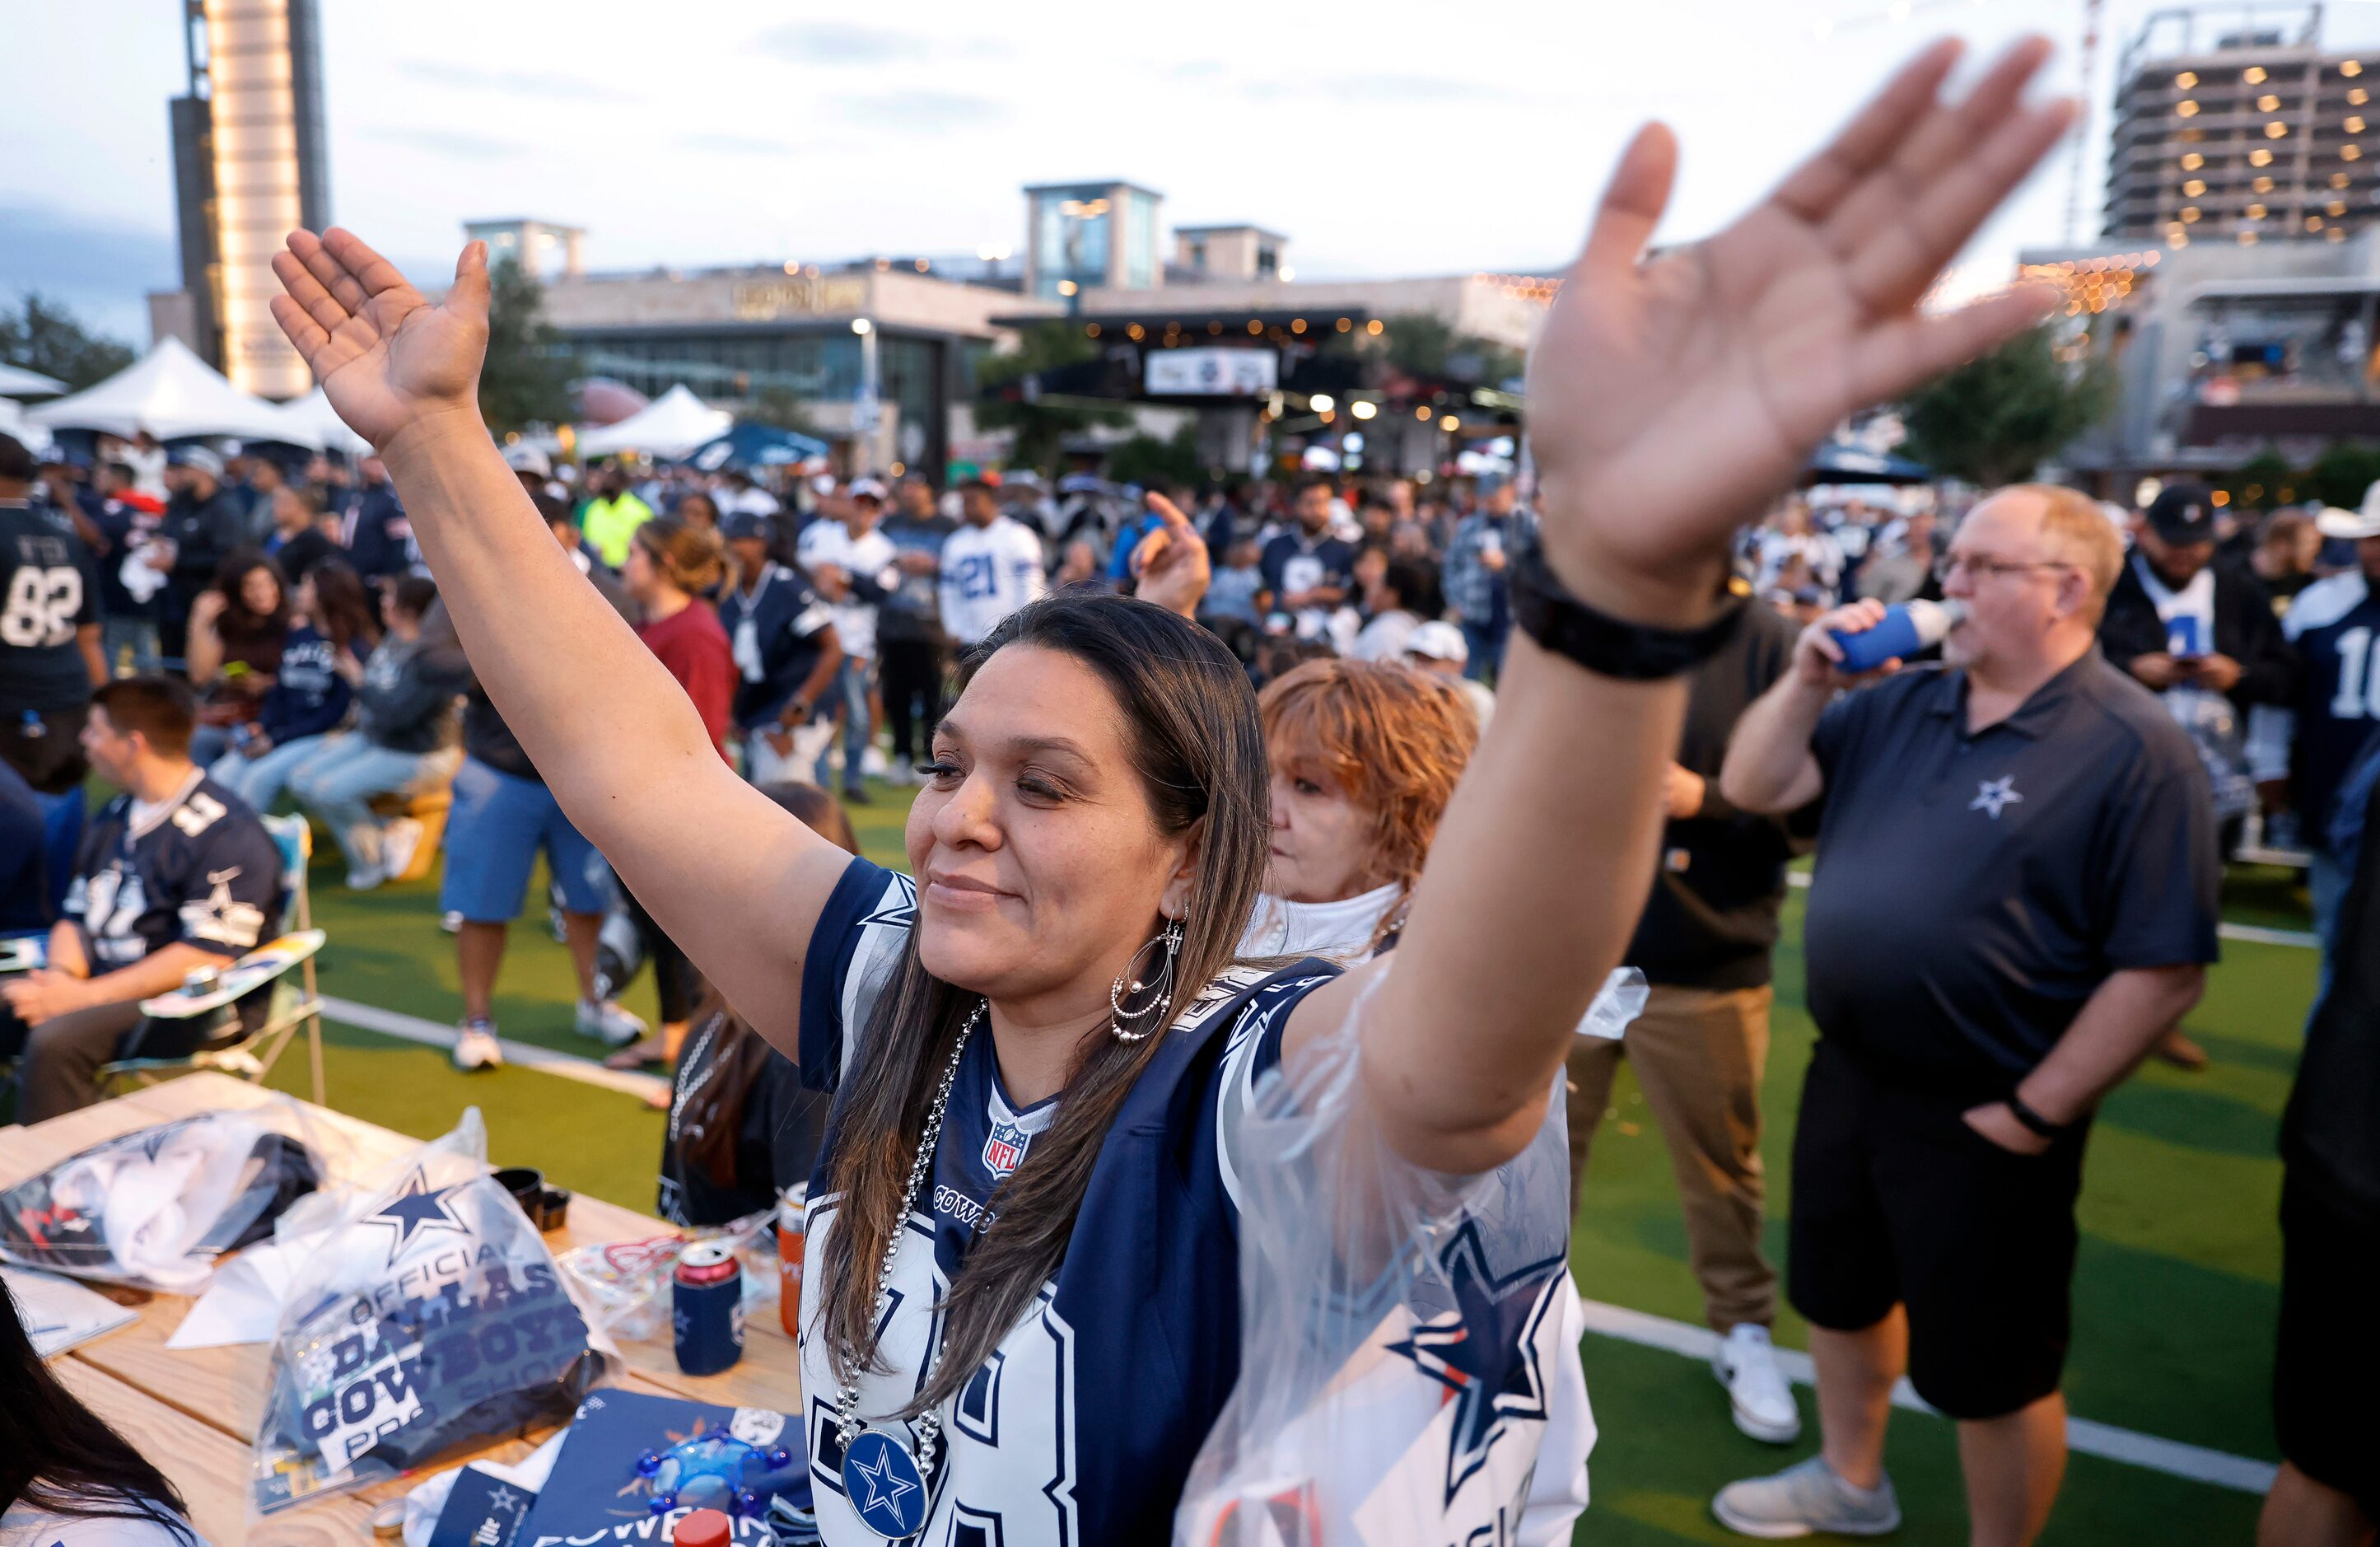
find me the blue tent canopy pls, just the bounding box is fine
[686,420,829,472]
[1805,441,1932,484]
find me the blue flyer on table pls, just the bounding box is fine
[516,1388,809,1546]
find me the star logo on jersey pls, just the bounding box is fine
[981,1119,1032,1180]
[1969,775,2023,820]
[362,1168,469,1265]
[861,873,919,933]
[1384,1221,1562,1508]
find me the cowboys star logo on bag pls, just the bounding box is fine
[982,1120,1032,1180]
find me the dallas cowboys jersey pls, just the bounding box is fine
[0,499,100,716]
[67,770,282,970]
[936,516,1048,647]
[794,857,1593,1545]
[2284,569,2380,844]
[717,562,837,729]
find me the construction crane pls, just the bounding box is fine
[2067,0,2107,242]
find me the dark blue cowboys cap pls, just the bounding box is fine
[2144,481,2217,545]
[721,512,769,542]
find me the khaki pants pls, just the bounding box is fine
[1567,982,1777,1332]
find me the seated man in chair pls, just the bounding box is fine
[2,676,285,1122]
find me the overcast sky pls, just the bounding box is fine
[11,0,2380,342]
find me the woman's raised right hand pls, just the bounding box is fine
[267,230,492,451]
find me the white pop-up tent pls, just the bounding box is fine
[26,336,296,442]
[0,397,54,456]
[273,387,372,456]
[0,362,66,398]
[574,383,732,460]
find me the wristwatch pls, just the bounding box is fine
[1510,543,1747,681]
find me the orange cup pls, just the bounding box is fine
[777,1185,807,1338]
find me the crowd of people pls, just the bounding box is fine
[5,37,2380,1544]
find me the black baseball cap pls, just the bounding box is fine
[2144,482,2217,545]
[721,512,769,542]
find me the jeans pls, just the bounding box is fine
[285,733,439,874]
[1459,618,1508,684]
[210,734,329,814]
[816,655,873,792]
[100,615,161,677]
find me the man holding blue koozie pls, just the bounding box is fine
[1710,484,2220,1542]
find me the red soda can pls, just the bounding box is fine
[672,1241,744,1375]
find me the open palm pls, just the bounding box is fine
[267,229,492,451]
[1530,39,2074,594]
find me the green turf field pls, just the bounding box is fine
[233,779,2303,1542]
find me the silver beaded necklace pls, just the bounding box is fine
[828,1002,981,1540]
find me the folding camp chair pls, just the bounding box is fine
[97,813,329,1105]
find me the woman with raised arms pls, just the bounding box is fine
[265,37,2070,1545]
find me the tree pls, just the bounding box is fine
[2307,441,2380,511]
[745,385,824,439]
[1342,311,1525,389]
[0,293,135,390]
[976,322,1130,473]
[1103,423,1205,488]
[477,258,576,437]
[2222,446,2295,512]
[1897,325,2114,488]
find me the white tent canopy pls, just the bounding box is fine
[25,336,294,442]
[0,398,54,456]
[273,387,371,456]
[575,383,731,460]
[0,362,66,398]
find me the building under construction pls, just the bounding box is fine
[2104,3,2380,246]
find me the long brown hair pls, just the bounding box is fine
[304,560,382,659]
[811,593,1272,1414]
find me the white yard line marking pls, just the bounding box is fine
[317,994,670,1102]
[1573,1297,2278,1494]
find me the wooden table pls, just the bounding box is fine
[3,1073,802,1544]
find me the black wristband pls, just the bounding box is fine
[2005,1092,2066,1139]
[1510,543,1746,681]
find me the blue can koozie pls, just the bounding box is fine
[1829,600,1964,674]
[672,1241,744,1376]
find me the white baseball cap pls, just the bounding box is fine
[849,476,889,501]
[2317,479,2380,540]
[1404,620,1469,665]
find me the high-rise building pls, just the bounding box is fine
[1022,181,1163,301]
[168,0,332,398]
[2104,5,2379,248]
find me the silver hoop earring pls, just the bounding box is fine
[1109,918,1184,1044]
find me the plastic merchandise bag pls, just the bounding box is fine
[553,1207,778,1344]
[249,1108,616,1516]
[0,1108,324,1292]
[1175,969,1645,1547]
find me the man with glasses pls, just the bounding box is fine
[1711,484,2219,1543]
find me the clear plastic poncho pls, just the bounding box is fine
[1176,968,1645,1547]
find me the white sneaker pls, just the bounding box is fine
[378,816,425,882]
[1713,1455,1898,1539]
[452,1019,504,1073]
[1713,1324,1803,1444]
[343,864,385,891]
[575,998,648,1047]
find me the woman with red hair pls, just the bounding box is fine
[1242,657,1479,960]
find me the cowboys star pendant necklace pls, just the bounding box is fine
[831,1003,982,1540]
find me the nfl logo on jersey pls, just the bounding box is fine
[982,1120,1031,1180]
